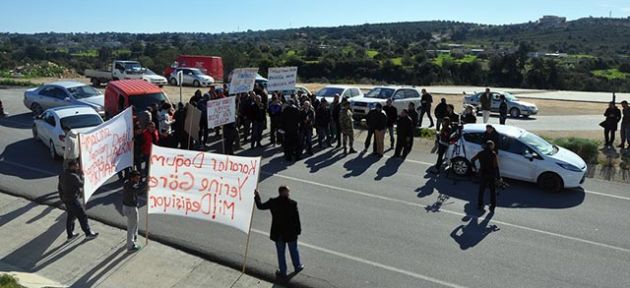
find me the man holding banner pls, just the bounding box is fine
[58,160,99,240]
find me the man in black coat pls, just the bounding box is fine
[482,125,500,154]
[58,160,98,240]
[255,185,304,278]
[471,140,500,212]
[434,98,448,131]
[364,105,380,153]
[383,99,398,148]
[418,89,434,128]
[282,101,301,161]
[394,109,414,158]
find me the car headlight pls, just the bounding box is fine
[557,163,582,172]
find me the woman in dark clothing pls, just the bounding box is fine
[603,101,622,148]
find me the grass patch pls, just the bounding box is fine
[551,137,600,164]
[591,69,628,80]
[0,78,38,87]
[367,50,379,58]
[0,274,25,288]
[390,57,402,66]
[433,54,477,66]
[286,50,297,57]
[70,49,98,57]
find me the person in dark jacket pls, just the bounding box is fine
[432,118,452,174]
[282,101,301,161]
[174,102,187,148]
[498,95,508,125]
[133,125,145,172]
[383,99,398,148]
[197,93,210,145]
[446,104,460,129]
[373,104,388,156]
[407,102,419,151]
[603,101,622,148]
[482,125,500,154]
[250,95,265,149]
[364,105,380,153]
[122,170,147,252]
[269,94,283,146]
[58,160,98,240]
[619,101,630,149]
[315,100,332,148]
[394,109,414,158]
[434,98,448,131]
[255,186,304,278]
[461,105,477,124]
[480,88,492,124]
[418,89,434,128]
[300,101,316,156]
[330,94,342,148]
[471,140,500,212]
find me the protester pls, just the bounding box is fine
[418,89,434,128]
[137,107,152,130]
[254,186,304,278]
[461,105,477,124]
[446,104,460,129]
[150,103,160,130]
[300,101,315,156]
[62,127,79,169]
[373,103,388,156]
[339,101,357,154]
[498,95,508,125]
[383,99,398,148]
[133,124,145,172]
[364,105,378,153]
[141,122,159,176]
[603,101,622,149]
[315,100,332,148]
[158,103,175,147]
[173,102,187,148]
[251,95,265,149]
[198,93,210,145]
[471,140,500,212]
[482,125,500,154]
[620,101,630,149]
[282,100,301,161]
[190,89,202,106]
[58,159,98,240]
[394,109,413,158]
[432,117,452,173]
[434,98,448,131]
[122,169,147,252]
[480,88,492,124]
[269,94,283,146]
[331,94,342,148]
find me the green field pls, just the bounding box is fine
[367,49,379,58]
[70,49,97,57]
[390,57,402,66]
[432,54,478,66]
[592,69,628,80]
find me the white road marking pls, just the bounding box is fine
[265,172,630,254]
[251,228,468,288]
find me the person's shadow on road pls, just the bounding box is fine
[450,208,500,250]
[342,151,380,178]
[304,148,344,173]
[374,156,404,180]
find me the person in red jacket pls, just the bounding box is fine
[141,122,159,176]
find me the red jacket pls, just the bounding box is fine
[142,129,159,156]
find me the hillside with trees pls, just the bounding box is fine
[1,16,630,92]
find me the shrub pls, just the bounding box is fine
[551,137,600,164]
[0,274,25,288]
[0,78,38,87]
[415,128,437,138]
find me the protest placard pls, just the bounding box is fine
[229,68,258,94]
[184,103,201,141]
[267,66,297,92]
[147,145,261,233]
[207,97,236,128]
[79,108,133,201]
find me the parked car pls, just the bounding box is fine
[314,85,363,103]
[104,80,170,118]
[169,68,214,87]
[273,85,312,100]
[349,86,422,119]
[85,60,144,86]
[163,55,224,82]
[32,106,104,160]
[142,68,167,87]
[447,124,587,192]
[463,91,538,118]
[24,81,105,116]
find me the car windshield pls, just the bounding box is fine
[67,85,101,99]
[519,132,557,155]
[125,62,142,71]
[365,88,395,99]
[129,92,169,113]
[60,114,103,130]
[191,70,203,76]
[316,88,344,97]
[144,69,157,75]
[503,92,518,101]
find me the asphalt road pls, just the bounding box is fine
[1,87,629,288]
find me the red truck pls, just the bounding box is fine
[163,55,224,83]
[104,80,170,118]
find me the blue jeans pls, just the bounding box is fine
[275,240,302,275]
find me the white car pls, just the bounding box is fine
[447,124,587,192]
[32,106,104,160]
[169,68,214,87]
[24,81,105,116]
[349,86,423,119]
[142,68,167,87]
[314,85,363,103]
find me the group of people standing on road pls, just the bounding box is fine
[602,100,630,150]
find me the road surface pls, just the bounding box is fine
[0,87,629,288]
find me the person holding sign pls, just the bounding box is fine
[255,186,304,278]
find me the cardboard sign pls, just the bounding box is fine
[207,97,236,128]
[267,66,297,92]
[79,108,133,201]
[184,103,201,141]
[229,68,258,95]
[147,145,260,233]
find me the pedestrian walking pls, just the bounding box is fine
[498,95,508,125]
[254,186,304,278]
[432,117,452,173]
[471,140,500,212]
[480,88,492,124]
[418,89,434,128]
[122,170,147,252]
[373,104,388,156]
[57,160,99,240]
[619,101,630,149]
[383,99,398,148]
[602,101,621,149]
[339,101,357,154]
[434,98,448,131]
[394,109,413,158]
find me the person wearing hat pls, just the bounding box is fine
[471,140,500,212]
[58,159,99,240]
[122,169,147,252]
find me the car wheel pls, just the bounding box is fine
[510,107,520,118]
[32,124,39,141]
[450,157,471,176]
[537,172,564,192]
[49,140,60,160]
[31,103,43,116]
[169,78,178,85]
[193,80,200,87]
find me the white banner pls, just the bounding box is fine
[147,145,261,233]
[267,66,297,92]
[79,108,133,201]
[229,68,258,94]
[207,97,236,128]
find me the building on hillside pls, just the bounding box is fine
[537,16,567,27]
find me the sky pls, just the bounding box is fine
[1,0,629,33]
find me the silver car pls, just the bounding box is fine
[463,91,538,118]
[169,68,214,87]
[23,81,105,116]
